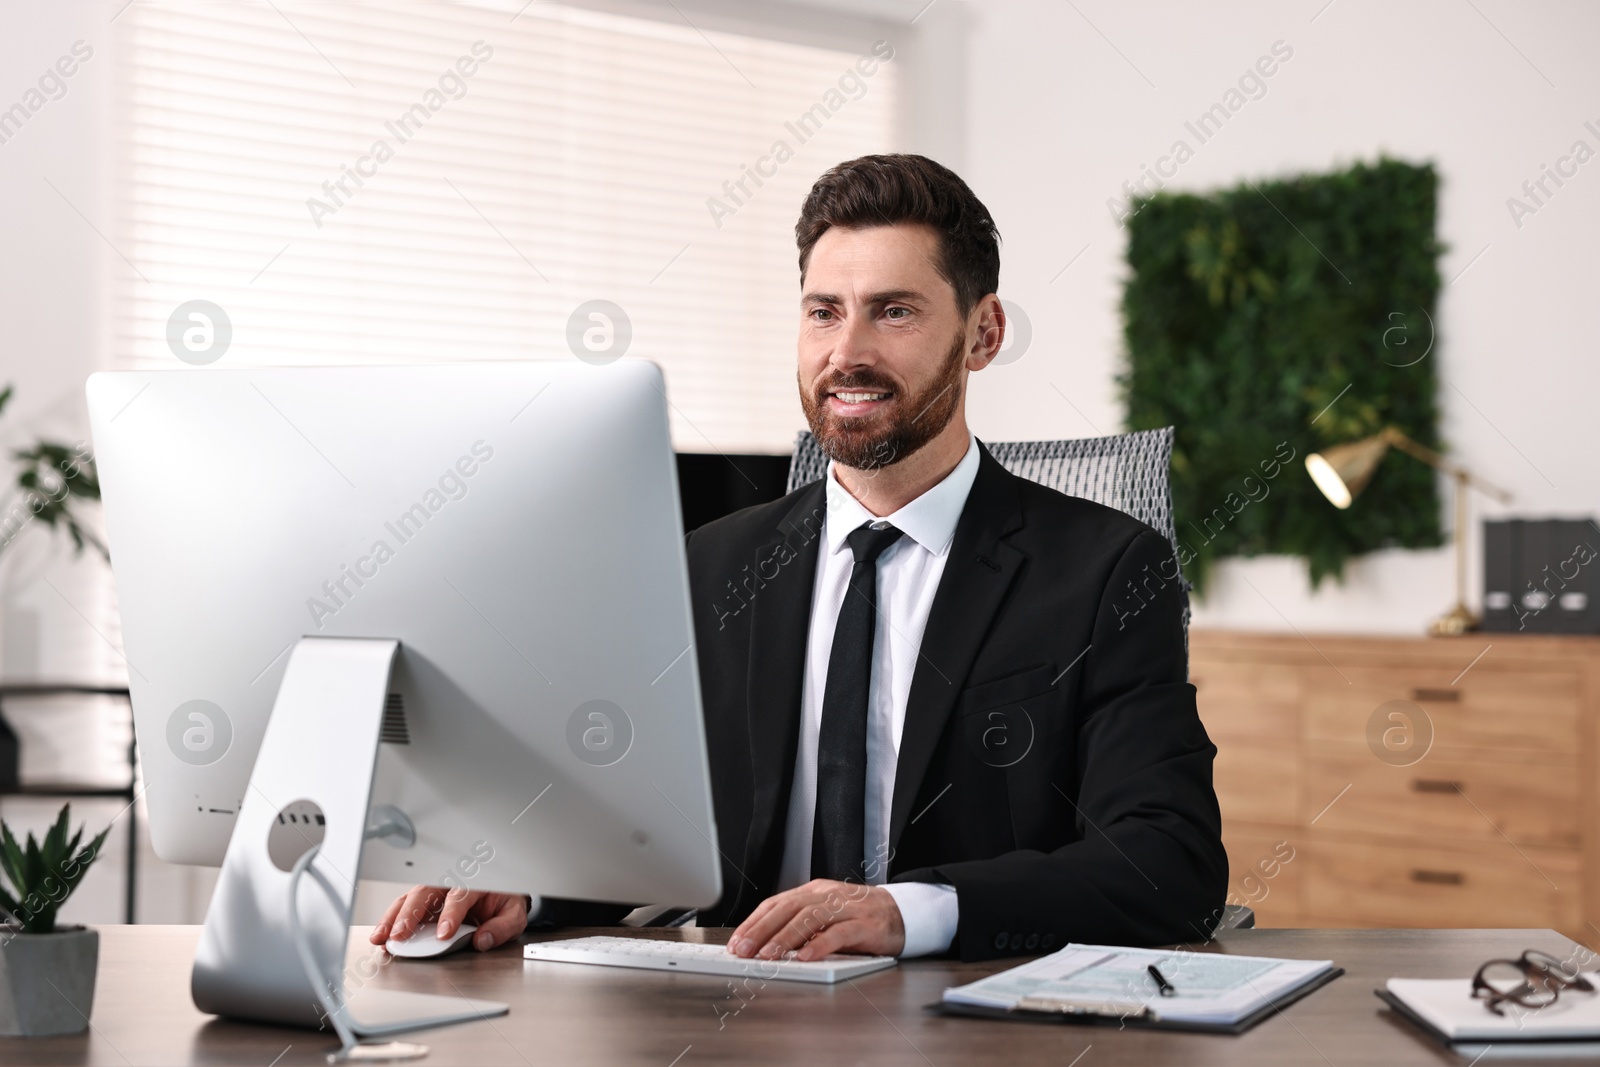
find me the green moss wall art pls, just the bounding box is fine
[1120,158,1445,592]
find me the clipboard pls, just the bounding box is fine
[929,965,1344,1035]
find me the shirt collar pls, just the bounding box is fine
[823,436,981,557]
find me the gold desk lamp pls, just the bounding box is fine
[1305,427,1512,636]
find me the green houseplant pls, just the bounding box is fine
[0,804,110,1036]
[0,384,105,562]
[1121,158,1444,591]
[0,390,113,1037]
[0,383,105,792]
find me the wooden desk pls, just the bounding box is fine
[6,925,1591,1065]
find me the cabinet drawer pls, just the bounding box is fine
[1303,666,1580,754]
[1302,745,1578,847]
[1303,835,1580,929]
[1193,660,1300,743]
[1214,740,1299,826]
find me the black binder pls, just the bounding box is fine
[1481,519,1515,631]
[1482,518,1600,634]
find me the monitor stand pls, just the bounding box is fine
[192,637,507,1059]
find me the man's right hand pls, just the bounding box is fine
[371,885,530,953]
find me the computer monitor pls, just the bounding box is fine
[86,361,722,1037]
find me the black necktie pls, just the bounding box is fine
[812,521,904,883]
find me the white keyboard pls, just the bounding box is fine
[523,935,897,984]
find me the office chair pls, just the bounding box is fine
[788,426,1191,642]
[788,428,1256,933]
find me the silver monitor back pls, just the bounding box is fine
[86,361,721,909]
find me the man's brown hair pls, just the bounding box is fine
[795,154,1001,317]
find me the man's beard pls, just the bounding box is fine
[800,331,965,471]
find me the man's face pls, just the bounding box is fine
[797,223,975,471]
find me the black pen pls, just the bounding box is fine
[1148,963,1177,997]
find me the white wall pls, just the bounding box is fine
[0,0,144,924]
[0,1,118,677]
[927,0,1600,634]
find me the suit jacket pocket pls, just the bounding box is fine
[956,665,1057,715]
[956,665,1058,770]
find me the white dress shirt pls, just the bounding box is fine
[776,436,979,957]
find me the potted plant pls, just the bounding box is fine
[0,804,110,1036]
[0,383,106,791]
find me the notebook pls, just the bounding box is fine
[1380,973,1600,1044]
[937,943,1341,1034]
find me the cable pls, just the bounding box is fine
[288,845,361,1059]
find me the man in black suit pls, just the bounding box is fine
[377,154,1226,961]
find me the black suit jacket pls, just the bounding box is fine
[683,443,1226,960]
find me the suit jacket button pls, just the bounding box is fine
[1041,933,1057,950]
[1009,933,1024,950]
[993,932,1009,950]
[1025,934,1039,950]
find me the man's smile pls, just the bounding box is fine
[826,388,895,416]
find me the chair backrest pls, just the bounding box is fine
[787,427,1190,651]
[788,427,1181,558]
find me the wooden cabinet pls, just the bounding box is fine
[1192,630,1600,939]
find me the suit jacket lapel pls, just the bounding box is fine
[890,445,1026,850]
[740,480,828,900]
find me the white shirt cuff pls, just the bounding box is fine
[880,881,958,958]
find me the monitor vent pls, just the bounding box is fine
[380,694,410,744]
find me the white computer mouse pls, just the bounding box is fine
[385,922,478,959]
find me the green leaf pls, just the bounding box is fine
[5,438,106,563]
[43,805,71,864]
[0,823,25,896]
[26,905,58,935]
[57,826,111,900]
[0,805,111,932]
[82,826,110,864]
[22,834,43,903]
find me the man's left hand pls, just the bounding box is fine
[727,879,905,961]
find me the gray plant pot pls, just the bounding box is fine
[0,925,99,1037]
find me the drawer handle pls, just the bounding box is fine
[1412,779,1463,794]
[1411,869,1465,886]
[1412,688,1460,703]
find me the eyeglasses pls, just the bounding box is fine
[1472,950,1595,1016]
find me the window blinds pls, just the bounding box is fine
[115,1,898,452]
